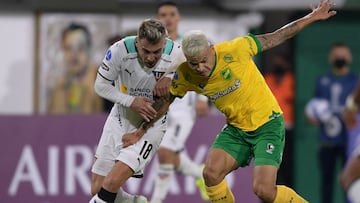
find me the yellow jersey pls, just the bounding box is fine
[170,34,282,131]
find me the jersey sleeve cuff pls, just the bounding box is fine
[247,33,262,53]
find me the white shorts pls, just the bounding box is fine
[160,116,195,152]
[92,115,165,177]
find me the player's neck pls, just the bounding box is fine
[168,31,179,41]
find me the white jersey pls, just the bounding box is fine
[161,92,208,152]
[168,92,207,123]
[98,36,184,132]
[92,36,185,176]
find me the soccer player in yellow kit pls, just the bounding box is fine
[123,0,336,202]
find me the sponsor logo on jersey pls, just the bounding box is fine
[105,49,112,61]
[209,79,240,101]
[125,69,134,77]
[266,143,275,154]
[221,68,232,80]
[223,54,233,63]
[152,71,166,81]
[129,87,152,98]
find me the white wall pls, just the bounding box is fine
[0,14,35,114]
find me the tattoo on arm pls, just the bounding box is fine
[140,94,176,131]
[256,21,300,51]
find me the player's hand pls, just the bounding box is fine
[309,0,337,21]
[130,97,157,122]
[122,129,145,148]
[154,77,172,97]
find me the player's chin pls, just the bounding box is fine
[145,63,155,68]
[198,72,209,77]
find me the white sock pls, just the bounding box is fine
[89,194,108,203]
[348,178,360,203]
[177,153,202,179]
[150,164,175,203]
[114,188,135,203]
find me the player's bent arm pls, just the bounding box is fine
[256,0,336,51]
[122,93,177,147]
[94,73,135,107]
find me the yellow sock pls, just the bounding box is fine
[205,180,235,203]
[273,185,308,203]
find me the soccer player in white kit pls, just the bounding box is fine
[89,18,185,203]
[150,2,210,203]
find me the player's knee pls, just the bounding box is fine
[203,165,223,186]
[252,182,276,202]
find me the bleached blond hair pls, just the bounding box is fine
[182,30,210,57]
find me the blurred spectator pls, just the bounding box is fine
[305,42,358,203]
[264,53,294,187]
[48,23,103,113]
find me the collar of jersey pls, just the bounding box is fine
[208,52,217,78]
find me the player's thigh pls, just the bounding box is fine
[253,165,278,189]
[102,160,134,192]
[117,129,165,176]
[211,124,253,167]
[252,116,285,168]
[204,148,238,183]
[204,125,251,184]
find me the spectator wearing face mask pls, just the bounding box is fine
[305,42,359,203]
[264,53,295,188]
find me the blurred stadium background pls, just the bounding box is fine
[1,0,360,202]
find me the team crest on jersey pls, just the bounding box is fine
[223,54,233,63]
[221,68,232,80]
[152,71,166,81]
[105,50,112,61]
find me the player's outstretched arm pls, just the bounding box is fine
[256,0,336,51]
[122,93,176,147]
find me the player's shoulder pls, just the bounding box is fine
[177,62,189,72]
[164,38,183,57]
[105,36,138,61]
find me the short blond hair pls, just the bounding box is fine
[182,30,209,57]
